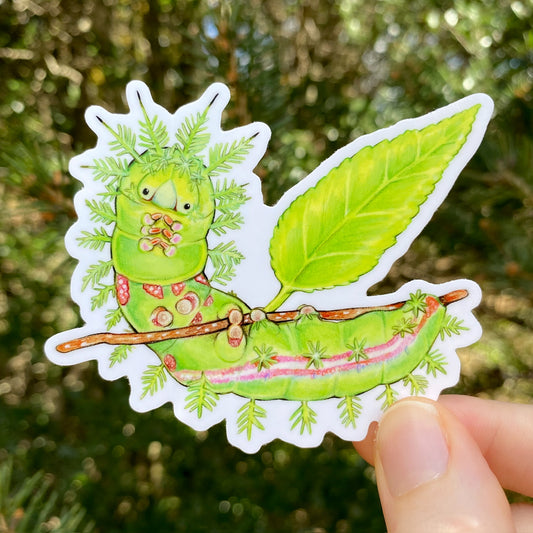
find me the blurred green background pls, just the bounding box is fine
[0,0,532,531]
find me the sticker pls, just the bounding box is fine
[45,81,493,453]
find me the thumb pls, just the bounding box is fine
[374,398,514,533]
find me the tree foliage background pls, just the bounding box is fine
[0,0,532,531]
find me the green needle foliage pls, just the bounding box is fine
[0,458,93,533]
[140,364,168,399]
[184,373,219,417]
[289,401,318,435]
[237,399,267,440]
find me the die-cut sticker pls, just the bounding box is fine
[45,82,493,453]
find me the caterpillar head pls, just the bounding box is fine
[126,150,214,234]
[95,88,252,285]
[113,149,215,283]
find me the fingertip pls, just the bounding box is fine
[352,421,378,465]
[374,397,515,533]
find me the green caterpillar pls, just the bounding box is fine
[56,84,487,438]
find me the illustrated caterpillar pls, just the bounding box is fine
[51,82,491,443]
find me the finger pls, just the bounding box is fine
[353,421,377,464]
[439,395,533,497]
[374,398,514,533]
[511,503,533,533]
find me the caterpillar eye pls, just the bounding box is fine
[141,187,152,198]
[184,203,191,210]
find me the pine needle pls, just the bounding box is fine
[85,156,129,185]
[97,117,140,161]
[210,212,244,236]
[237,399,267,440]
[109,345,132,367]
[141,364,168,398]
[207,137,255,176]
[289,401,317,435]
[77,228,112,251]
[90,284,115,311]
[86,199,117,224]
[105,307,124,329]
[337,396,362,428]
[82,260,113,291]
[175,109,211,156]
[137,92,169,153]
[184,373,219,418]
[377,384,398,411]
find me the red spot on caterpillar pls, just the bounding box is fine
[203,295,214,307]
[151,213,162,220]
[143,284,164,299]
[171,282,185,296]
[163,215,173,227]
[149,227,162,234]
[194,273,210,286]
[191,312,203,325]
[229,337,242,348]
[163,228,173,239]
[164,354,176,371]
[116,275,130,305]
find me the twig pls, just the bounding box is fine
[56,289,468,353]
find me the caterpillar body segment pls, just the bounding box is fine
[174,297,445,400]
[116,266,446,400]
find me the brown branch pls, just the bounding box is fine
[56,289,468,353]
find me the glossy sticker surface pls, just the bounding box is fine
[45,82,493,452]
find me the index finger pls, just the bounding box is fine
[354,395,533,498]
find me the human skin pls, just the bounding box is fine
[353,395,533,533]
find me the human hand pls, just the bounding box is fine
[353,395,533,532]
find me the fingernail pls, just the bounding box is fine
[377,400,449,497]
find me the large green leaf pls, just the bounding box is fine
[268,104,480,308]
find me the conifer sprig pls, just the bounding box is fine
[96,116,141,162]
[237,399,267,440]
[439,315,468,339]
[338,396,362,428]
[207,135,257,176]
[210,212,245,236]
[82,260,114,291]
[185,373,219,418]
[85,156,129,186]
[175,111,211,156]
[402,373,428,395]
[208,241,244,268]
[137,91,169,154]
[77,228,112,251]
[212,179,250,214]
[207,240,245,285]
[209,263,235,286]
[109,345,132,367]
[290,401,317,435]
[86,199,116,224]
[141,364,168,398]
[377,384,398,411]
[105,307,124,330]
[420,350,448,377]
[90,284,116,311]
[98,183,120,199]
